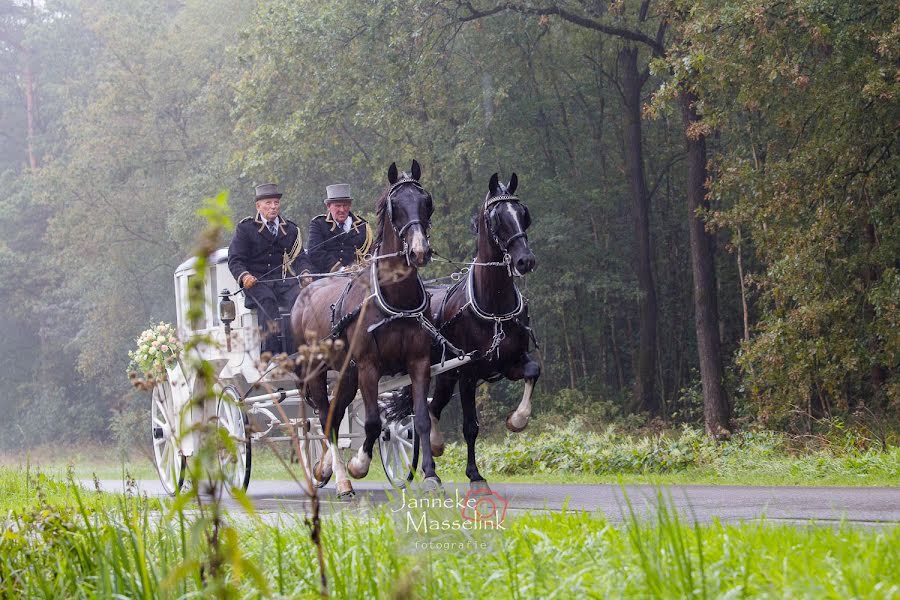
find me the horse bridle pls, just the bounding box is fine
[386,177,433,242]
[484,194,530,257]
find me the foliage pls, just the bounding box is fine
[0,0,896,447]
[660,0,900,425]
[0,466,897,598]
[439,420,900,485]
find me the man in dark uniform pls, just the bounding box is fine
[228,183,312,356]
[307,183,373,275]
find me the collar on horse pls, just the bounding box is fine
[436,249,539,359]
[327,259,464,359]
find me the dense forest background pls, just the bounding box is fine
[0,0,896,449]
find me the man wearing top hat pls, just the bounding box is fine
[306,183,373,276]
[228,183,312,355]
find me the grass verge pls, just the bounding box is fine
[6,422,897,487]
[0,468,896,598]
[0,465,160,514]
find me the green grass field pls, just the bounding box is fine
[0,465,161,515]
[0,466,896,598]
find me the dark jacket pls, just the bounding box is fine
[307,212,372,274]
[227,214,311,287]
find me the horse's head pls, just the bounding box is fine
[483,172,536,276]
[383,159,433,267]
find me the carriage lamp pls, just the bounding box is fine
[219,288,236,351]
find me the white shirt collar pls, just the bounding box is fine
[258,213,281,228]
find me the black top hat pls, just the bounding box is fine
[255,183,283,201]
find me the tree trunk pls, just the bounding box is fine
[561,308,577,389]
[23,0,39,170]
[736,226,750,343]
[681,91,730,438]
[619,46,659,416]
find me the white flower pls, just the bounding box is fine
[161,345,169,352]
[149,347,157,355]
[152,340,160,348]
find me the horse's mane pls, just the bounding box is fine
[373,185,391,248]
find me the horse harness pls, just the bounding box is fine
[436,263,539,363]
[326,177,462,358]
[435,192,538,360]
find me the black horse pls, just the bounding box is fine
[291,160,444,495]
[427,173,539,489]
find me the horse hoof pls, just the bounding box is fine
[347,458,370,479]
[314,460,333,482]
[431,442,445,457]
[336,480,355,499]
[468,480,491,495]
[422,477,443,492]
[506,411,529,433]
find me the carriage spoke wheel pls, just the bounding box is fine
[379,414,419,489]
[151,381,186,496]
[216,386,252,493]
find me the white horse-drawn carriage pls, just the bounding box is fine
[149,248,469,495]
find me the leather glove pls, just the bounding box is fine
[300,270,313,288]
[242,274,257,289]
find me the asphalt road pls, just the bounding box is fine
[94,479,900,526]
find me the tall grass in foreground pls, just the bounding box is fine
[0,471,896,598]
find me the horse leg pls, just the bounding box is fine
[306,367,353,498]
[506,354,540,432]
[409,356,440,490]
[347,364,381,479]
[329,366,358,497]
[307,370,333,482]
[458,374,488,489]
[428,373,457,457]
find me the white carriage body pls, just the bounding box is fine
[153,248,471,493]
[167,248,363,458]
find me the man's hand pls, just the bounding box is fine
[242,274,258,289]
[300,270,313,288]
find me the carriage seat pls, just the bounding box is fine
[276,306,296,356]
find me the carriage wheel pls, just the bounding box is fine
[151,381,186,496]
[379,414,419,489]
[216,386,252,492]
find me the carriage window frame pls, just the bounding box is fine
[209,263,220,327]
[186,272,208,331]
[174,274,184,335]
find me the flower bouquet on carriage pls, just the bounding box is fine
[127,322,182,385]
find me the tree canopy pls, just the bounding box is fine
[0,0,895,447]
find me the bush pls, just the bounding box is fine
[440,420,900,482]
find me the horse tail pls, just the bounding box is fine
[380,386,413,421]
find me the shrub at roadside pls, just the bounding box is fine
[439,420,900,484]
